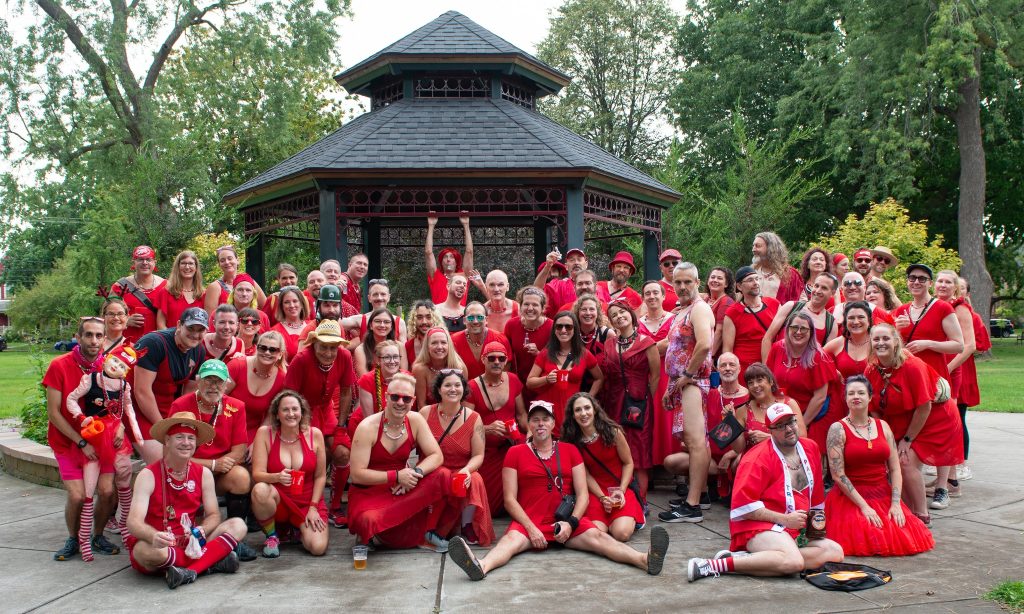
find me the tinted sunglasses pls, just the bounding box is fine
[555,323,575,331]
[843,280,864,287]
[389,393,414,404]
[257,344,281,354]
[486,355,507,363]
[240,317,261,325]
[465,314,485,323]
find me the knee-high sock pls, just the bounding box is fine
[116,487,133,542]
[330,464,350,512]
[257,515,276,538]
[185,534,237,574]
[79,498,94,562]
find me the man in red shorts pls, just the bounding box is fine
[126,411,247,588]
[686,404,842,582]
[446,401,670,581]
[425,213,474,306]
[722,266,780,378]
[44,317,119,560]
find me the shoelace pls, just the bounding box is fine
[697,560,720,578]
[265,536,280,548]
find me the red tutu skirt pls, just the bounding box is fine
[824,482,934,556]
[583,486,645,527]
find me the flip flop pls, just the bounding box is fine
[647,526,670,575]
[448,536,486,581]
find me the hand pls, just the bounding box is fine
[860,505,883,528]
[81,416,94,427]
[127,313,146,327]
[749,431,771,444]
[152,530,176,548]
[553,521,571,544]
[217,456,237,474]
[82,443,98,461]
[305,507,326,532]
[278,470,293,486]
[459,212,470,226]
[894,314,911,329]
[545,250,560,264]
[545,369,558,384]
[457,470,471,491]
[782,510,807,529]
[600,496,613,513]
[905,340,931,354]
[390,485,408,496]
[722,402,735,417]
[397,467,421,490]
[889,504,906,527]
[526,524,548,550]
[717,456,732,471]
[897,438,912,459]
[484,421,507,437]
[113,424,125,448]
[524,343,539,355]
[468,268,482,282]
[612,491,626,508]
[427,215,438,227]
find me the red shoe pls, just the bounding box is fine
[329,510,348,529]
[461,523,479,545]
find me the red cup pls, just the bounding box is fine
[556,369,570,384]
[289,469,305,493]
[504,419,518,434]
[451,473,469,497]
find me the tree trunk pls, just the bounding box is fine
[955,49,993,318]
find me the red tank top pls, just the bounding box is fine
[835,339,869,380]
[266,428,318,503]
[581,436,625,489]
[369,416,414,471]
[840,419,889,486]
[427,406,478,470]
[143,460,204,545]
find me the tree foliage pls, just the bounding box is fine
[537,0,680,172]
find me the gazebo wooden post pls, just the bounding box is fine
[566,186,584,250]
[643,229,660,282]
[534,217,553,264]
[246,233,266,288]
[363,218,382,311]
[318,187,346,265]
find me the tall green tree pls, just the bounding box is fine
[537,0,681,172]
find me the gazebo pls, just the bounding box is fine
[224,10,680,291]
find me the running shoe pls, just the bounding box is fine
[208,551,240,575]
[658,502,703,523]
[687,558,719,582]
[714,549,749,559]
[262,535,281,558]
[234,540,258,562]
[957,464,973,481]
[930,488,950,510]
[53,537,79,561]
[419,530,449,553]
[92,534,120,555]
[669,492,712,510]
[165,566,198,589]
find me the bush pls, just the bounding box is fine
[19,342,53,445]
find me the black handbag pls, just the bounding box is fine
[582,444,645,506]
[616,345,647,429]
[802,562,892,591]
[709,410,744,449]
[533,443,576,521]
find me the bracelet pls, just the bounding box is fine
[681,370,695,379]
[566,515,580,532]
[413,467,424,476]
[387,470,397,486]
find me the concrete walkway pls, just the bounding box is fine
[2,412,1021,613]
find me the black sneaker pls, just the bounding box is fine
[658,502,703,523]
[669,493,712,510]
[165,566,198,589]
[234,541,258,562]
[53,536,79,561]
[92,534,121,555]
[208,551,240,575]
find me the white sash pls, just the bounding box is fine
[769,439,813,533]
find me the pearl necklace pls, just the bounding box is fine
[484,375,504,388]
[581,431,599,444]
[382,420,406,440]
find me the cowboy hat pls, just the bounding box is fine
[151,411,215,445]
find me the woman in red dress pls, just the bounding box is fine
[825,375,934,556]
[526,311,604,437]
[704,267,736,359]
[270,286,311,360]
[562,393,644,541]
[353,307,409,376]
[421,371,494,546]
[250,391,328,557]
[504,287,552,390]
[738,363,806,445]
[600,300,659,500]
[824,302,872,382]
[765,311,839,452]
[101,297,130,356]
[955,275,989,479]
[155,250,204,330]
[348,373,450,551]
[112,245,167,344]
[891,264,964,508]
[466,342,526,515]
[638,281,676,464]
[866,323,965,524]
[203,245,266,314]
[411,327,467,407]
[224,330,287,444]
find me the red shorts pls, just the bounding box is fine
[55,447,115,480]
[507,517,597,546]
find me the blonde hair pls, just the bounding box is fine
[936,270,961,299]
[389,372,417,391]
[257,330,289,373]
[867,323,910,369]
[573,293,610,327]
[167,250,204,299]
[412,327,466,372]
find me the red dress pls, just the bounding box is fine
[347,417,450,548]
[504,317,553,386]
[600,335,655,469]
[531,349,599,437]
[766,341,839,451]
[724,298,780,378]
[227,358,286,443]
[866,355,964,467]
[425,408,495,546]
[284,348,356,435]
[451,329,514,380]
[825,420,934,556]
[467,375,525,514]
[959,310,988,407]
[266,428,327,526]
[892,299,955,380]
[639,317,676,463]
[502,443,596,542]
[112,278,167,344]
[154,288,203,330]
[578,437,645,526]
[270,321,307,361]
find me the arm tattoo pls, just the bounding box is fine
[826,423,859,499]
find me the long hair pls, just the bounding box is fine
[275,286,310,322]
[561,392,620,447]
[709,267,736,297]
[267,390,311,430]
[799,248,833,283]
[784,311,820,369]
[362,307,397,370]
[754,232,792,282]
[573,293,610,328]
[867,323,910,369]
[257,330,289,373]
[166,250,204,299]
[407,300,442,338]
[866,278,900,311]
[412,327,467,372]
[546,311,584,366]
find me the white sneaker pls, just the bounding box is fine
[929,488,950,510]
[922,465,937,476]
[957,464,973,481]
[687,558,719,582]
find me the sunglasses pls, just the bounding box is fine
[907,275,930,283]
[555,323,575,331]
[240,317,260,325]
[257,344,281,354]
[465,314,485,323]
[661,260,679,267]
[486,355,507,363]
[368,278,389,287]
[787,325,811,334]
[874,256,892,264]
[843,280,864,287]
[389,393,414,404]
[855,258,872,264]
[438,368,463,376]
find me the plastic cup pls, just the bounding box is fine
[289,469,305,494]
[608,486,624,510]
[451,473,469,497]
[352,545,368,570]
[556,369,570,384]
[504,419,518,434]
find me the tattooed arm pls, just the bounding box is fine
[827,421,882,528]
[880,419,906,527]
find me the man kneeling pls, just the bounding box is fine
[126,412,247,589]
[687,404,842,582]
[447,401,669,580]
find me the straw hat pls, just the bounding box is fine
[151,411,215,445]
[303,319,348,347]
[870,246,899,267]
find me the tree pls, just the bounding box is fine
[537,0,680,172]
[0,0,349,290]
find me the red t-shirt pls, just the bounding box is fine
[595,282,642,312]
[42,353,91,455]
[451,329,514,380]
[284,347,356,412]
[169,393,247,459]
[153,287,203,329]
[503,442,584,530]
[724,297,780,371]
[765,341,836,411]
[112,278,167,344]
[659,280,678,312]
[532,349,599,434]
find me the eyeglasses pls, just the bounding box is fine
[389,393,414,404]
[438,368,463,376]
[104,311,128,318]
[368,278,389,287]
[371,319,392,326]
[256,344,282,354]
[907,275,930,283]
[555,323,575,331]
[843,280,864,287]
[240,317,260,325]
[661,260,679,268]
[855,258,872,264]
[787,325,811,334]
[380,355,401,363]
[769,420,799,431]
[486,355,507,363]
[465,314,485,323]
[202,379,227,389]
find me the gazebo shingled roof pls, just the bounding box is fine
[224,10,681,295]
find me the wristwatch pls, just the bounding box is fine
[77,439,88,449]
[412,467,424,476]
[902,436,912,443]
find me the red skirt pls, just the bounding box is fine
[583,487,645,527]
[825,482,934,556]
[273,483,328,528]
[434,471,495,546]
[348,468,450,548]
[479,443,511,515]
[886,400,965,467]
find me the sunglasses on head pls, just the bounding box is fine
[80,316,104,324]
[389,393,414,404]
[257,344,281,354]
[465,314,485,323]
[486,355,507,363]
[438,368,463,376]
[368,278,389,287]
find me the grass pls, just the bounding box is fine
[984,581,1024,613]
[0,345,54,419]
[974,338,1024,413]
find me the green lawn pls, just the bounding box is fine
[985,580,1024,613]
[0,346,51,418]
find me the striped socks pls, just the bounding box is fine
[79,498,94,562]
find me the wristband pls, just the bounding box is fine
[681,370,695,379]
[413,467,424,476]
[566,515,580,532]
[387,470,397,486]
[902,435,912,443]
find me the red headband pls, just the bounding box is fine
[426,327,448,338]
[166,423,197,437]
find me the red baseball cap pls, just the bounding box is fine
[659,248,682,262]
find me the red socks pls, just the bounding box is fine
[707,557,735,573]
[79,497,95,562]
[186,534,237,574]
[117,487,132,542]
[330,464,350,513]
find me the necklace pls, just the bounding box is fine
[382,420,406,440]
[581,431,599,444]
[279,431,299,444]
[617,330,638,349]
[252,366,273,379]
[846,417,874,448]
[195,393,221,434]
[783,455,801,470]
[485,374,504,388]
[532,444,554,460]
[284,320,305,330]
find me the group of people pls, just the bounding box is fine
[41,219,986,588]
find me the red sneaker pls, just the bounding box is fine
[461,523,479,545]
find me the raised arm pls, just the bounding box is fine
[460,213,474,274]
[424,215,439,278]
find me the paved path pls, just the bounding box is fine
[3,412,1021,613]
